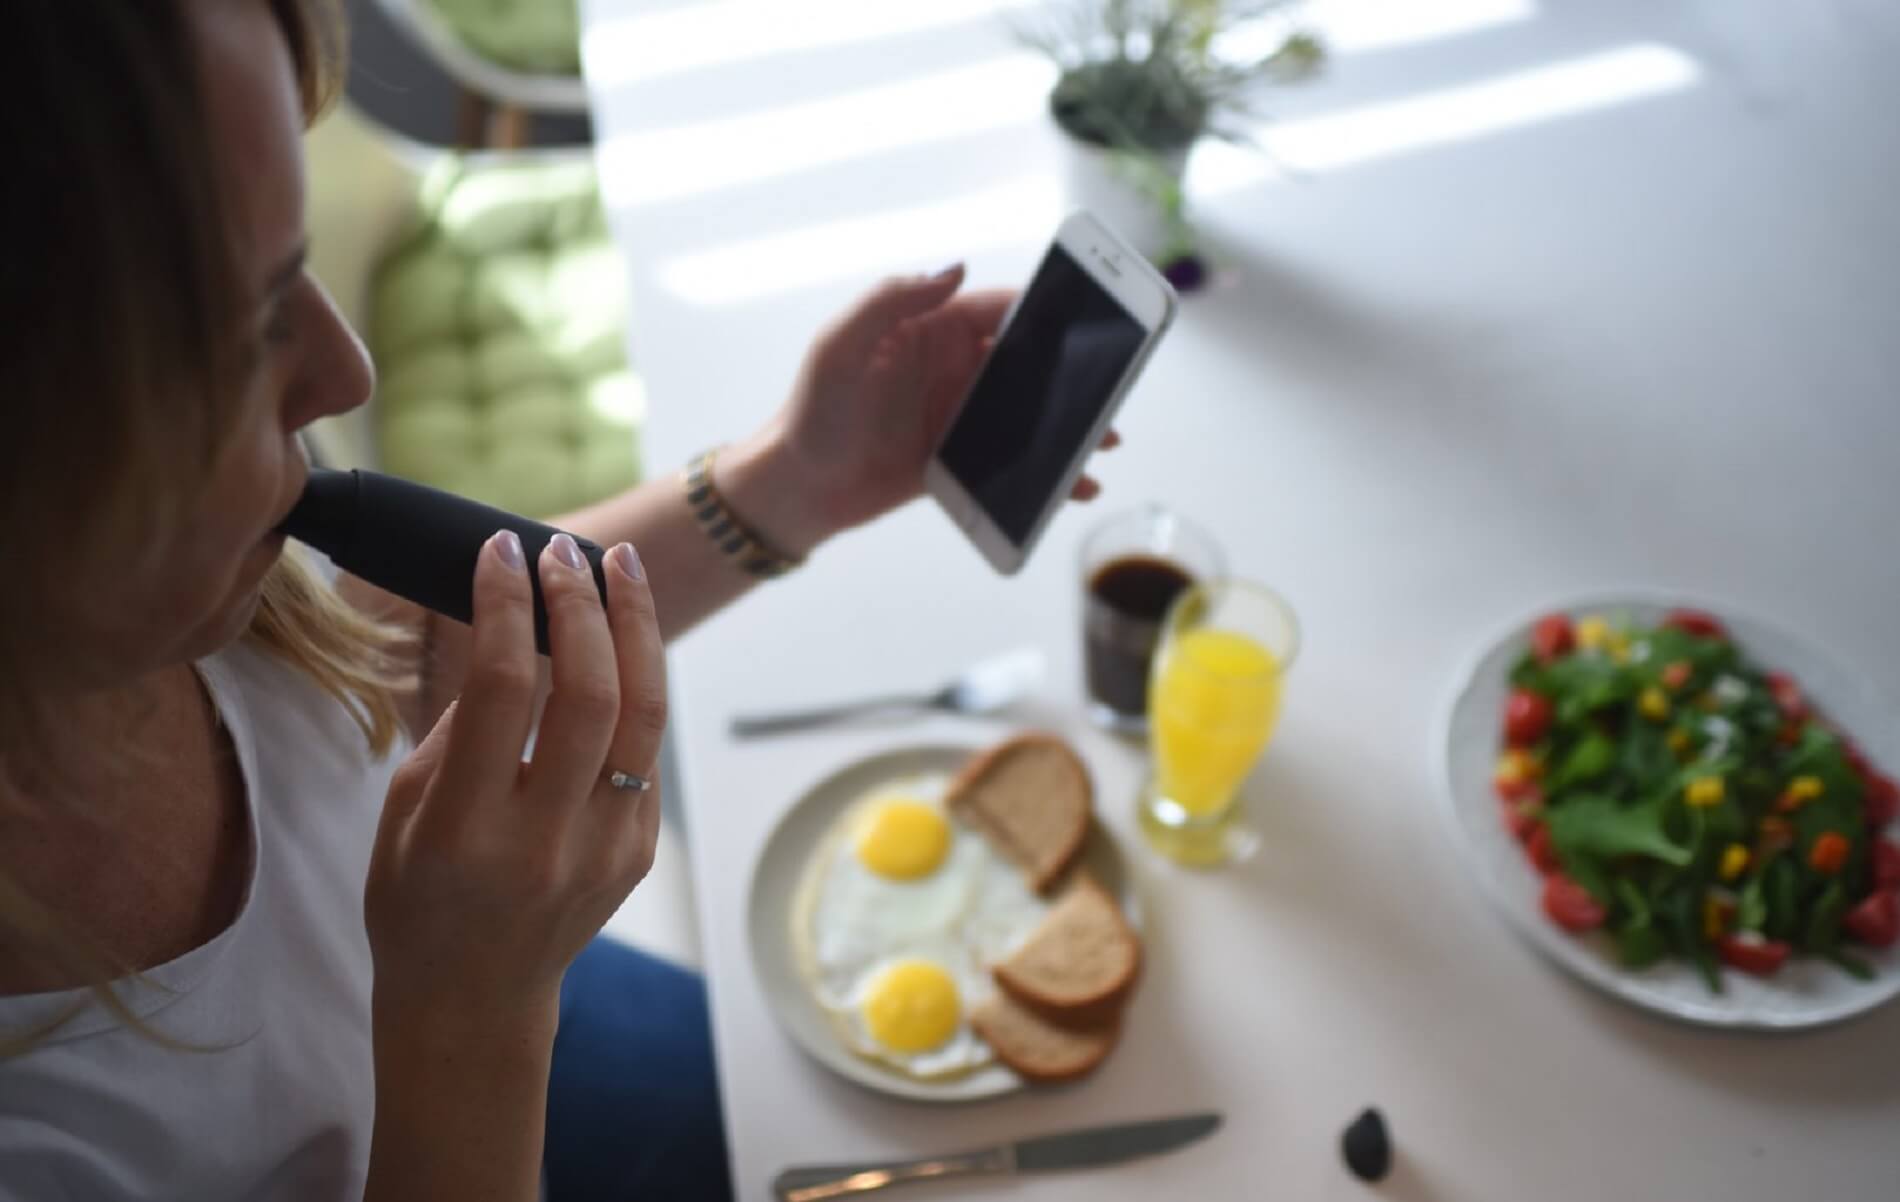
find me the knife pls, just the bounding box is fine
[771,1112,1221,1201]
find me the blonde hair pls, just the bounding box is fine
[0,0,406,1053]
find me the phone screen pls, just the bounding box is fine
[937,245,1147,544]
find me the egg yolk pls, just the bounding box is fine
[855,800,951,880]
[861,961,960,1053]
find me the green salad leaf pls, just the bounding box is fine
[1803,880,1848,955]
[1737,874,1768,933]
[1611,879,1668,968]
[1547,733,1617,793]
[1765,856,1800,943]
[1548,793,1692,867]
[1828,950,1877,982]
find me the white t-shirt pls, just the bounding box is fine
[0,640,403,1201]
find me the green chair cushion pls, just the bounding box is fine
[428,0,582,77]
[370,156,641,519]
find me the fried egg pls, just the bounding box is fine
[793,774,1050,1080]
[831,949,996,1078]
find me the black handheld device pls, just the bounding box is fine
[280,469,607,656]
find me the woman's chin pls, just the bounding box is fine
[73,534,288,685]
[167,586,265,665]
[176,540,282,659]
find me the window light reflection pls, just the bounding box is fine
[1192,43,1700,189]
[651,43,1701,307]
[583,0,1027,90]
[594,56,1051,210]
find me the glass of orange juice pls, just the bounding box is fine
[1139,579,1299,866]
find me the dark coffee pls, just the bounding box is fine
[1084,555,1196,721]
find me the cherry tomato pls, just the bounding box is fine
[1542,874,1607,933]
[1866,774,1899,829]
[1526,824,1562,875]
[1808,832,1851,875]
[1716,934,1791,976]
[1664,610,1729,640]
[1844,889,1900,949]
[1504,689,1554,746]
[1531,614,1575,664]
[1495,769,1541,803]
[1755,816,1794,855]
[1499,791,1542,842]
[1660,661,1693,691]
[1765,672,1807,721]
[1872,840,1900,891]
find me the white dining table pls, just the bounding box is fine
[579,0,1900,1197]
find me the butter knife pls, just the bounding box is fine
[771,1112,1221,1201]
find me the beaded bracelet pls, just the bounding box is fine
[684,448,803,579]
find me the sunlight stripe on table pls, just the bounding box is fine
[649,43,1700,308]
[1210,0,1536,64]
[1310,0,1538,54]
[582,0,1029,89]
[589,1,1546,211]
[655,175,1064,307]
[581,0,1537,91]
[594,55,1052,210]
[1191,43,1701,190]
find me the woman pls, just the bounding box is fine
[0,2,1109,1199]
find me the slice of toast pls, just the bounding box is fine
[946,734,1091,894]
[993,875,1141,1019]
[971,990,1121,1084]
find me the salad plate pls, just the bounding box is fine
[1441,593,1900,1029]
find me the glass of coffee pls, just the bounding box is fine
[1080,505,1225,733]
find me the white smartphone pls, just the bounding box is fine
[924,211,1178,575]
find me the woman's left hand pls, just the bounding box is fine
[720,265,1117,555]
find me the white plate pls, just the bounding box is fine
[1441,592,1900,1030]
[746,743,1139,1102]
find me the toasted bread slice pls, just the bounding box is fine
[994,875,1141,1019]
[946,734,1091,893]
[972,990,1121,1084]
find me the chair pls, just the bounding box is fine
[369,0,589,146]
[303,102,643,521]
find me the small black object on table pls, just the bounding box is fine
[1342,1107,1393,1183]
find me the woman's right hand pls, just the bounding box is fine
[363,529,666,1033]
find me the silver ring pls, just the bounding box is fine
[606,769,654,793]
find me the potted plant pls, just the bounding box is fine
[1019,0,1322,288]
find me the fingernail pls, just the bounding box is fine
[930,262,964,282]
[550,532,587,572]
[493,529,525,570]
[609,542,645,582]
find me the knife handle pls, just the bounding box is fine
[773,1145,1015,1201]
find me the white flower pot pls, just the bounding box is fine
[1057,131,1191,262]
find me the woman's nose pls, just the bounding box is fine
[286,274,375,433]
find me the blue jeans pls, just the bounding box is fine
[545,938,733,1202]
